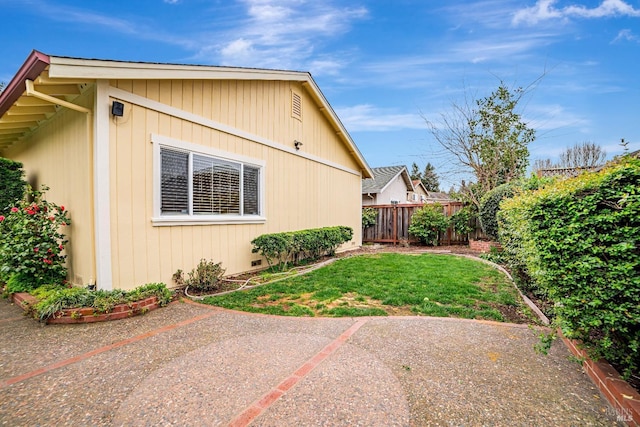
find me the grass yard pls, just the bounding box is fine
[201,253,535,323]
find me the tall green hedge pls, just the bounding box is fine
[0,158,26,215]
[251,226,353,270]
[499,157,640,377]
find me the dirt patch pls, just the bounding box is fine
[494,303,535,324]
[340,244,482,258]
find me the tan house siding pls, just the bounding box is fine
[0,53,370,292]
[108,79,361,290]
[1,89,95,286]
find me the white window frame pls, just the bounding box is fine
[151,134,266,226]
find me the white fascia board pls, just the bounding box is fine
[302,79,373,179]
[48,56,309,82]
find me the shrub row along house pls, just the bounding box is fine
[0,50,372,290]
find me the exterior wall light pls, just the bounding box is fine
[111,101,124,117]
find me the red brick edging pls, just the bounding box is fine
[561,335,640,426]
[11,292,160,324]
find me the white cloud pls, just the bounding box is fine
[163,0,180,4]
[18,0,194,49]
[197,0,368,73]
[336,104,425,132]
[612,29,640,43]
[563,0,640,18]
[513,0,640,26]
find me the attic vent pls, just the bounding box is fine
[291,90,302,121]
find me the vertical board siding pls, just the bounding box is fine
[2,90,95,286]
[362,203,470,245]
[109,79,362,289]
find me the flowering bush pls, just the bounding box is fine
[0,186,70,292]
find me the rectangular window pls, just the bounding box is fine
[161,149,189,214]
[156,140,264,224]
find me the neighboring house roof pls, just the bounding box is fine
[425,191,453,202]
[411,180,428,195]
[362,165,414,194]
[0,50,373,178]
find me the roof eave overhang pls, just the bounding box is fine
[0,50,50,117]
[1,52,373,179]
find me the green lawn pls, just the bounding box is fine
[201,253,533,322]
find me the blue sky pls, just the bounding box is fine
[1,0,638,188]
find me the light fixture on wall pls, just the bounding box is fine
[294,140,303,150]
[111,101,124,117]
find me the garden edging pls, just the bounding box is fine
[469,255,639,426]
[561,334,640,426]
[11,292,161,324]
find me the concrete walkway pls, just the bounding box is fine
[0,298,621,426]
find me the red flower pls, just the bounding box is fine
[58,244,63,250]
[47,248,52,253]
[60,206,65,212]
[0,215,4,222]
[26,210,35,215]
[34,248,39,253]
[11,207,18,213]
[49,216,55,221]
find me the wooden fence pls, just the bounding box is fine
[362,203,487,246]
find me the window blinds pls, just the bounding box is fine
[160,148,189,214]
[160,147,258,217]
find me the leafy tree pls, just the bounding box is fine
[422,162,439,191]
[425,82,536,209]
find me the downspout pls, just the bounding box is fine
[25,79,97,287]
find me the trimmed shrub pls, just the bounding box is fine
[183,259,226,293]
[408,203,449,246]
[251,226,353,271]
[479,183,515,240]
[362,207,377,228]
[449,205,475,237]
[0,157,26,215]
[499,157,640,377]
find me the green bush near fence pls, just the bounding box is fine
[499,156,640,377]
[251,226,353,271]
[408,203,449,246]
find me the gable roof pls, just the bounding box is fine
[425,191,453,202]
[362,165,414,194]
[0,50,372,178]
[411,180,428,194]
